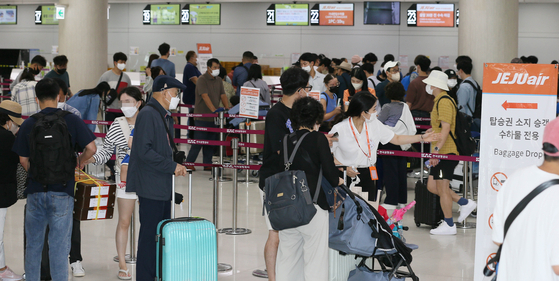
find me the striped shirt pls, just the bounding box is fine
[11,81,39,116]
[92,119,134,170]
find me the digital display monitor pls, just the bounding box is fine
[407,3,455,27]
[266,4,309,26]
[143,4,181,25]
[35,5,58,25]
[363,2,400,25]
[181,4,221,25]
[0,5,17,25]
[310,4,354,26]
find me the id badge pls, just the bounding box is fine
[369,166,379,181]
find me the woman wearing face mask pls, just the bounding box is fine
[318,74,342,131]
[66,81,111,132]
[82,87,143,280]
[342,68,376,109]
[0,101,24,281]
[329,92,438,204]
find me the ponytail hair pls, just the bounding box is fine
[78,81,111,97]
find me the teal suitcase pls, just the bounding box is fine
[156,217,218,281]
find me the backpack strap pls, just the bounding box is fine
[435,95,459,144]
[462,80,480,116]
[486,179,559,276]
[283,132,310,170]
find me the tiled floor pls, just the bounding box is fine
[2,167,476,280]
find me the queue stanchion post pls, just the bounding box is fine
[239,118,258,183]
[457,161,476,229]
[217,111,232,182]
[213,165,233,272]
[113,204,137,264]
[219,138,251,235]
[188,169,193,217]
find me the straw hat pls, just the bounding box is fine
[337,61,352,72]
[0,100,23,125]
[422,70,450,91]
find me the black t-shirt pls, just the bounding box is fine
[259,130,339,210]
[262,101,292,162]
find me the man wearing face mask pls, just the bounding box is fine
[126,75,188,281]
[456,60,481,132]
[423,70,477,235]
[10,55,46,91]
[444,69,459,103]
[299,53,326,94]
[186,58,230,171]
[375,61,401,107]
[52,78,81,118]
[44,55,71,91]
[98,52,132,122]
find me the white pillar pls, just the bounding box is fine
[58,0,108,92]
[458,0,519,83]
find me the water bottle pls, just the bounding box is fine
[425,160,431,168]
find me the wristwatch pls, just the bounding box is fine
[433,146,440,152]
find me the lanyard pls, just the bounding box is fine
[349,117,371,160]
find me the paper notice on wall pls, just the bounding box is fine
[473,63,558,281]
[51,45,58,55]
[438,56,450,70]
[129,46,139,56]
[170,47,177,57]
[239,87,260,119]
[291,53,301,64]
[398,55,408,71]
[197,43,213,74]
[309,91,321,101]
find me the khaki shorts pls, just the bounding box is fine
[259,189,273,231]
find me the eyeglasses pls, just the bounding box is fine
[388,68,400,74]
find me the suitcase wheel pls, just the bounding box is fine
[416,223,421,227]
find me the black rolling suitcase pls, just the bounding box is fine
[413,178,444,228]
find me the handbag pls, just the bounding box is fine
[16,163,27,199]
[348,265,404,281]
[484,179,559,280]
[329,184,383,256]
[263,132,321,231]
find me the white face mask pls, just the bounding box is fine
[425,84,434,95]
[453,64,458,70]
[302,65,311,73]
[57,102,65,108]
[352,83,363,90]
[313,66,319,71]
[117,63,126,71]
[211,69,220,77]
[166,90,181,110]
[447,79,458,88]
[391,72,401,82]
[8,121,18,135]
[365,112,376,123]
[121,102,139,118]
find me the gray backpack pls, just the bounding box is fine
[263,132,322,230]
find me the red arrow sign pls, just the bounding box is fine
[502,101,538,110]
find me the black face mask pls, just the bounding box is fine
[57,68,67,75]
[329,86,339,93]
[29,67,41,75]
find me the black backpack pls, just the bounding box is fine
[463,80,482,119]
[436,96,477,156]
[29,110,76,188]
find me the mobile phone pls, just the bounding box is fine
[333,132,339,138]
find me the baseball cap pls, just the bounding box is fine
[543,117,559,157]
[153,75,187,92]
[383,61,399,73]
[0,100,23,125]
[444,69,458,79]
[422,70,450,91]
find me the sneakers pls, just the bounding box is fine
[70,261,85,277]
[0,266,23,281]
[252,269,268,278]
[458,199,477,223]
[430,221,457,235]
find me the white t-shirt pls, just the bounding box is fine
[329,118,394,167]
[309,72,326,94]
[492,165,559,281]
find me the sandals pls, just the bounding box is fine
[118,269,132,280]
